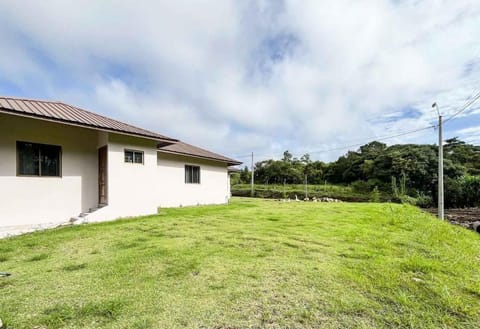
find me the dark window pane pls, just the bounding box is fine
[185,165,190,183]
[18,142,39,175]
[193,167,199,183]
[41,145,61,176]
[134,152,143,164]
[196,167,200,183]
[124,150,133,163]
[185,165,200,184]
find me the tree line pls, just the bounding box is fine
[232,138,480,208]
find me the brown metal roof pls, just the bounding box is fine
[158,141,242,166]
[0,96,177,142]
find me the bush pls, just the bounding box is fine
[445,177,463,208]
[230,173,241,186]
[231,186,371,202]
[367,178,388,190]
[414,193,433,208]
[399,195,418,205]
[444,175,480,208]
[463,175,480,207]
[351,180,371,193]
[370,186,381,202]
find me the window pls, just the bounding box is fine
[124,149,144,164]
[17,141,61,177]
[185,165,200,184]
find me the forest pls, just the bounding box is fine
[231,138,480,208]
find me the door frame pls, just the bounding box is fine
[98,145,108,205]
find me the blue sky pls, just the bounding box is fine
[0,0,479,163]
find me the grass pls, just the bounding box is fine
[0,198,479,328]
[232,183,371,201]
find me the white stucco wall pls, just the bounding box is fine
[0,113,232,228]
[87,134,160,222]
[0,113,98,227]
[156,153,229,208]
[89,142,230,221]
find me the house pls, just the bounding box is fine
[0,96,241,229]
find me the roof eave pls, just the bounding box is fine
[228,167,242,173]
[157,149,242,166]
[0,108,178,143]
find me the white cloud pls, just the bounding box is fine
[456,125,480,136]
[0,0,479,162]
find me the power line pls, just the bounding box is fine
[232,87,480,162]
[232,121,438,159]
[233,98,478,160]
[232,124,435,160]
[443,90,480,124]
[245,91,480,160]
[306,125,435,155]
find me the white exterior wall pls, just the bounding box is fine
[87,134,160,222]
[0,113,98,227]
[156,153,229,207]
[87,137,230,222]
[0,113,232,228]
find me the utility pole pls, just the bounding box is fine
[304,174,308,199]
[250,152,254,197]
[433,102,444,220]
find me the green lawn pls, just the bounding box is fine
[1,198,479,328]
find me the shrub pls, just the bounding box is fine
[370,186,381,202]
[399,195,418,205]
[463,175,480,207]
[367,178,386,191]
[444,175,480,208]
[351,180,371,193]
[414,193,433,208]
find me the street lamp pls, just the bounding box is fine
[432,102,444,220]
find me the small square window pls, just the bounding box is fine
[124,150,143,164]
[185,165,200,184]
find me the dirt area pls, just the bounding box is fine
[425,208,480,231]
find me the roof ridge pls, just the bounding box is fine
[0,95,62,103]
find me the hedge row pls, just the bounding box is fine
[231,188,370,202]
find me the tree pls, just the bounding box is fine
[239,166,251,184]
[282,150,293,163]
[359,141,387,159]
[300,153,311,164]
[240,138,480,207]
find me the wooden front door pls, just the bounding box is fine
[98,146,108,205]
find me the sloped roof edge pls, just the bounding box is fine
[158,141,242,166]
[0,96,177,142]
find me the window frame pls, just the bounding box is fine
[16,141,62,177]
[124,149,144,164]
[185,164,201,184]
